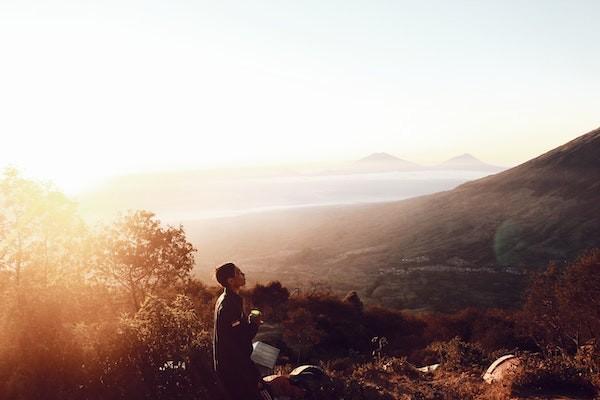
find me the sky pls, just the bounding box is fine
[1,0,599,193]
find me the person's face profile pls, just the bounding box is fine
[236,267,246,286]
[228,266,246,288]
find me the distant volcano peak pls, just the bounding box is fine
[453,153,478,161]
[442,153,483,164]
[438,153,502,171]
[352,152,421,172]
[358,152,402,163]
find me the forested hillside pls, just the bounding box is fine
[0,169,598,399]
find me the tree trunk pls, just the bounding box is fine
[16,234,21,286]
[132,288,140,311]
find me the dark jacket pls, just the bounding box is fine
[213,288,260,397]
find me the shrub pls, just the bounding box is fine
[521,249,600,354]
[382,357,420,379]
[510,353,597,398]
[426,337,489,372]
[249,281,290,321]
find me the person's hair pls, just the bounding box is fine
[215,262,237,287]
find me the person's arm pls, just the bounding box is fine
[244,315,260,340]
[220,298,261,348]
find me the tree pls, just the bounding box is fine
[521,264,564,351]
[0,168,88,287]
[0,168,43,286]
[89,295,212,400]
[95,211,196,310]
[282,308,323,363]
[250,281,290,320]
[123,295,204,369]
[555,250,600,348]
[522,249,600,354]
[343,290,364,312]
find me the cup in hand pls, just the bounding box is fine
[249,309,262,324]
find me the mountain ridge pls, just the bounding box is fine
[186,128,600,310]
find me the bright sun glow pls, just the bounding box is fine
[1,1,599,194]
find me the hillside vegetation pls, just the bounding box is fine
[0,169,599,399]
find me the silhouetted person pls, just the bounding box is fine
[213,263,262,400]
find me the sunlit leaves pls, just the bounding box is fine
[94,211,197,310]
[0,168,88,286]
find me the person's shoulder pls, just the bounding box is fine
[215,291,226,303]
[215,291,228,308]
[223,291,242,306]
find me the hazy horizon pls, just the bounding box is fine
[2,0,599,194]
[78,168,494,222]
[4,148,512,196]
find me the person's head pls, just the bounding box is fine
[215,262,246,290]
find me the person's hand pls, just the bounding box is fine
[249,309,263,325]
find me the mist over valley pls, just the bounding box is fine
[77,130,600,312]
[79,168,495,221]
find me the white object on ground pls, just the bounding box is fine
[416,363,440,373]
[252,341,280,370]
[483,354,519,384]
